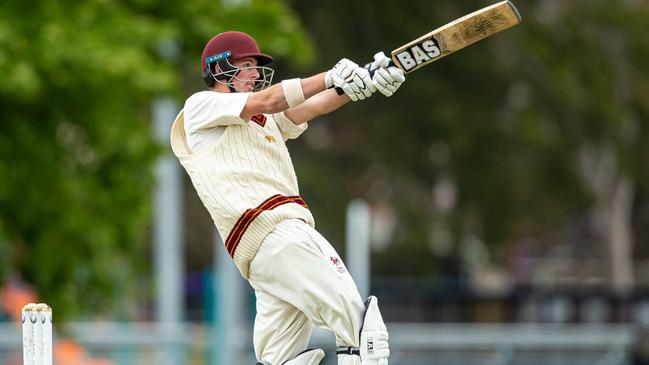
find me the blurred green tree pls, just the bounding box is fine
[0,0,313,320]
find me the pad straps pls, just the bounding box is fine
[336,346,360,356]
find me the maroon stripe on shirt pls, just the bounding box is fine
[225,194,308,257]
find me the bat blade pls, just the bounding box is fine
[391,1,521,73]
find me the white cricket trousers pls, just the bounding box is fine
[248,219,365,365]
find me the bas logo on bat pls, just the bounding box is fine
[333,1,521,95]
[394,38,441,72]
[389,1,521,74]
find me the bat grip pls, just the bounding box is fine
[333,60,396,96]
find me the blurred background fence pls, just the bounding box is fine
[0,322,641,365]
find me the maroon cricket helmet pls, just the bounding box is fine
[201,31,273,72]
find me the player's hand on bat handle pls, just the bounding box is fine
[334,52,403,97]
[367,51,405,97]
[326,58,375,101]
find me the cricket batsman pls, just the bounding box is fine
[170,31,405,365]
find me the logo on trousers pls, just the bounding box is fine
[367,337,374,354]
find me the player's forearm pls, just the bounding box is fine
[284,89,350,125]
[240,73,328,120]
[310,88,351,116]
[300,72,328,99]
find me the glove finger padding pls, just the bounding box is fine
[359,68,377,93]
[325,58,359,88]
[346,77,362,96]
[338,64,354,80]
[387,67,405,82]
[373,84,393,97]
[372,66,405,97]
[372,69,395,96]
[352,76,372,99]
[373,69,389,84]
[341,83,359,101]
[344,67,375,101]
[351,69,374,98]
[331,73,357,100]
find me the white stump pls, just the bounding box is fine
[22,303,52,365]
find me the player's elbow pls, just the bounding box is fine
[249,92,287,114]
[263,95,287,113]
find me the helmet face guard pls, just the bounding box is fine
[203,51,274,92]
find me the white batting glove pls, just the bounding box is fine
[325,58,376,101]
[369,52,405,97]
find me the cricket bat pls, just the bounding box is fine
[335,1,521,94]
[390,1,521,73]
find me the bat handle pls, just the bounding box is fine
[333,60,396,96]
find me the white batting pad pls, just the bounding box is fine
[360,296,390,365]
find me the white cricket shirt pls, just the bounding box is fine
[170,90,313,278]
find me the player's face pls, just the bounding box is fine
[232,57,260,92]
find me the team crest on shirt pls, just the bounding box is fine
[330,256,346,274]
[265,135,276,143]
[251,114,267,127]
